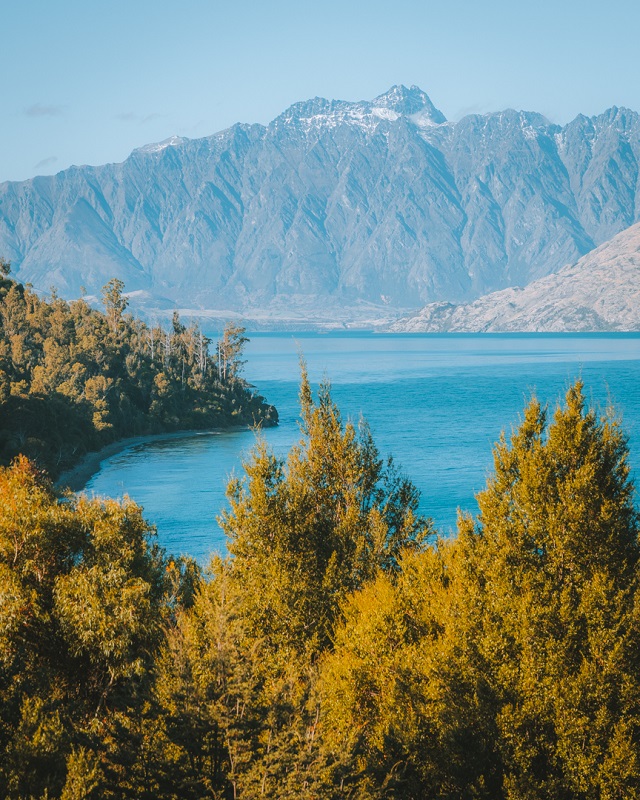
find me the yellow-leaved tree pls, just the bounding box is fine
[154,365,432,798]
[0,456,197,799]
[319,382,640,799]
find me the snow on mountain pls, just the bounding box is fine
[1,86,639,327]
[135,135,189,154]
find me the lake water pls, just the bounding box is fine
[85,333,640,563]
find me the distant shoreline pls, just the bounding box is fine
[56,427,248,493]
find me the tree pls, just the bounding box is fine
[318,536,500,799]
[0,274,277,478]
[217,322,247,383]
[155,367,431,797]
[101,278,128,334]
[0,455,199,798]
[459,381,640,799]
[319,382,640,799]
[221,363,430,659]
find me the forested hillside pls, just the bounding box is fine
[1,374,638,798]
[0,260,277,478]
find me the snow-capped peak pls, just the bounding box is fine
[135,135,188,155]
[271,85,446,136]
[372,85,447,123]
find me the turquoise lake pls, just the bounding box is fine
[85,333,640,563]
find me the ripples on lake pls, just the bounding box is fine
[84,334,640,563]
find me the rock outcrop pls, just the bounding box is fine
[390,221,640,331]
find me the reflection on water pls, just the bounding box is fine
[85,334,640,563]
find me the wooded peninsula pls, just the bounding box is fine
[0,260,277,480]
[1,263,639,798]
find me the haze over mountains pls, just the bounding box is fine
[390,221,640,332]
[1,85,639,327]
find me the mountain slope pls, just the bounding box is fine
[1,86,639,323]
[389,221,640,332]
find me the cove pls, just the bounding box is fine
[83,333,640,563]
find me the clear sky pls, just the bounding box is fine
[2,0,639,183]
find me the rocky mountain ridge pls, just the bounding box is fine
[389,221,640,332]
[1,85,639,325]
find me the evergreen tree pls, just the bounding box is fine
[459,382,640,799]
[0,274,277,478]
[101,278,128,334]
[0,455,199,798]
[222,364,429,659]
[3,369,640,798]
[155,366,431,797]
[319,382,640,799]
[217,322,248,384]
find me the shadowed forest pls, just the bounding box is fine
[0,261,277,479]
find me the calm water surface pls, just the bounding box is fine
[85,334,640,562]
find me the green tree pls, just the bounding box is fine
[319,382,640,799]
[459,381,640,799]
[0,455,197,798]
[222,364,430,659]
[318,536,498,799]
[155,367,431,797]
[0,274,277,478]
[101,278,128,334]
[217,322,247,383]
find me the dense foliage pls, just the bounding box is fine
[320,384,640,798]
[0,268,277,478]
[1,374,639,798]
[0,455,199,798]
[153,369,431,798]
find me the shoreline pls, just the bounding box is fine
[56,427,249,493]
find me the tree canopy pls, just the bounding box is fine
[0,274,277,479]
[320,382,640,798]
[1,378,639,798]
[0,455,198,799]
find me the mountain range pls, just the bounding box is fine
[1,85,639,327]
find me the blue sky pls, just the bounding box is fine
[2,0,639,183]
